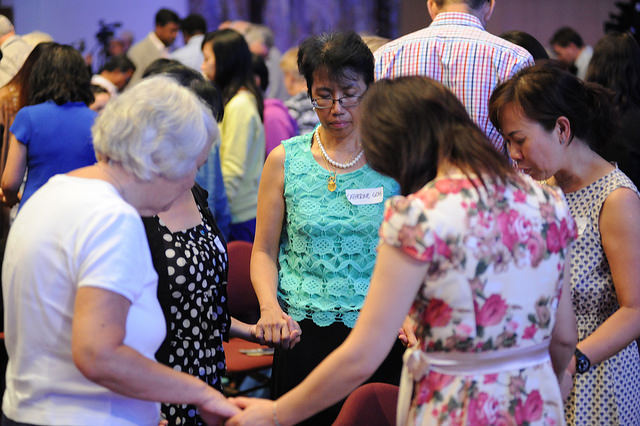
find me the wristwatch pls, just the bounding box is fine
[574,348,591,374]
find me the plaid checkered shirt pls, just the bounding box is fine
[374,12,534,152]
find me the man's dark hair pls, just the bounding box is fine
[28,43,94,106]
[99,55,135,73]
[499,31,549,61]
[180,14,206,37]
[550,27,584,48]
[433,0,490,10]
[155,8,180,27]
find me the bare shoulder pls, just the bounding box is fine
[600,186,640,233]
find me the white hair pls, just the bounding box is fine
[92,76,217,181]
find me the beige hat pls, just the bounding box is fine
[0,15,14,37]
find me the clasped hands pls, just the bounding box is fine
[195,311,301,426]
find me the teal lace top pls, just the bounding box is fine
[277,133,400,327]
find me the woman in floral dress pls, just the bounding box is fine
[227,77,578,426]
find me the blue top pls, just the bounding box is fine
[11,101,97,208]
[196,142,231,241]
[277,133,400,328]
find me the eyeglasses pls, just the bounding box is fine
[311,95,364,109]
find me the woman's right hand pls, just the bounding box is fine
[254,307,301,349]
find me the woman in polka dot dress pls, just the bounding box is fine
[138,64,280,425]
[144,181,274,425]
[491,64,640,425]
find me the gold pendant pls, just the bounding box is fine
[327,175,337,192]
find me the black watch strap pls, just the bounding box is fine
[574,348,591,374]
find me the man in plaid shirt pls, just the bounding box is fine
[374,0,533,154]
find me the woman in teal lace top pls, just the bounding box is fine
[250,31,402,425]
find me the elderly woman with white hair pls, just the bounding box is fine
[1,76,239,426]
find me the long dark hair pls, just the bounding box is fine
[4,42,54,110]
[28,43,93,106]
[201,29,263,120]
[361,77,515,196]
[586,32,640,113]
[489,63,617,151]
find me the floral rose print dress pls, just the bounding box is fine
[380,174,577,426]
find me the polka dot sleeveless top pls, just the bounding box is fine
[154,201,230,425]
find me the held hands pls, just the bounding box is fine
[254,307,302,349]
[227,397,275,426]
[398,315,418,347]
[196,387,241,426]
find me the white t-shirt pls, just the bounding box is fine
[2,175,165,426]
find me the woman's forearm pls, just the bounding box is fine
[229,317,257,342]
[77,342,218,405]
[275,335,387,425]
[577,306,640,365]
[250,250,282,313]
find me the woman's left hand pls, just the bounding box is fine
[226,397,274,426]
[559,369,573,401]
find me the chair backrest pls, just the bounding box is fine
[226,240,260,324]
[333,382,398,426]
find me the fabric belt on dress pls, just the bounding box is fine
[396,341,550,425]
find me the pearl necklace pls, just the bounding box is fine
[314,127,364,169]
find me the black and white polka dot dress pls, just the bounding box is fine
[148,191,230,426]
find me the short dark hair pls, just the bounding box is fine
[586,32,640,112]
[180,13,206,36]
[550,27,584,48]
[297,31,373,96]
[251,53,269,92]
[499,31,549,61]
[142,58,223,122]
[489,63,617,151]
[99,54,135,73]
[28,43,93,106]
[90,84,109,95]
[361,77,514,196]
[202,29,263,120]
[155,8,180,27]
[433,0,490,10]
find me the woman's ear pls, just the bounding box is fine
[556,116,572,145]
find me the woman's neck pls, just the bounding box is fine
[551,140,613,193]
[317,125,360,155]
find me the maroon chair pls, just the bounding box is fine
[222,241,273,396]
[333,383,399,426]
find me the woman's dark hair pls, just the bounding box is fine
[5,42,54,110]
[251,53,269,92]
[361,77,515,196]
[142,58,223,122]
[489,63,617,151]
[297,31,374,96]
[201,29,263,120]
[586,32,640,113]
[499,31,549,62]
[28,43,93,106]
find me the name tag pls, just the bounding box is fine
[345,187,384,205]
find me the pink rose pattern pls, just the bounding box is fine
[381,175,576,425]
